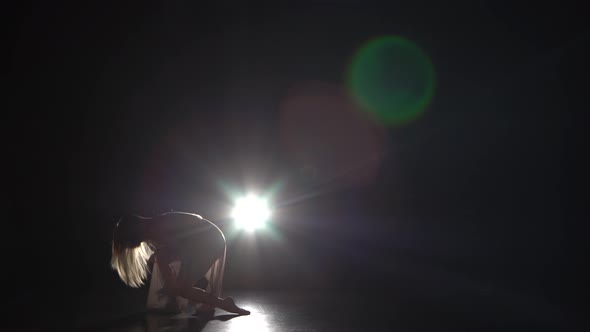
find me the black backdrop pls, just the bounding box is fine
[7,1,587,327]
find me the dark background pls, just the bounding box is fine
[7,1,587,330]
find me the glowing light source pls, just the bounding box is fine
[231,194,271,232]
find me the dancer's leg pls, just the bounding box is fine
[175,229,249,315]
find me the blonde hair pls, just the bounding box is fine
[110,216,154,287]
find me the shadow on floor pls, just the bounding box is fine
[79,312,244,332]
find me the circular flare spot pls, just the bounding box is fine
[348,36,435,125]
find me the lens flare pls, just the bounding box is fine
[348,35,436,126]
[232,194,271,232]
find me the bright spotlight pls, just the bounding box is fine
[231,194,271,232]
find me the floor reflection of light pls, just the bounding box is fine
[227,304,272,332]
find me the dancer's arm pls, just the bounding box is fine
[154,250,248,314]
[154,251,179,293]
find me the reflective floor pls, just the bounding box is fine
[66,289,571,332]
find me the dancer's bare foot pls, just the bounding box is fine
[218,297,250,315]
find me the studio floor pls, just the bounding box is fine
[61,288,573,332]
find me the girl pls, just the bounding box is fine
[111,211,249,315]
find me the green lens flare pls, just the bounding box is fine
[348,36,435,125]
